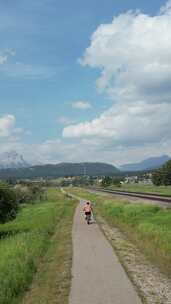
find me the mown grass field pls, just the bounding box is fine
[69,188,171,277]
[108,184,171,196]
[0,188,77,304]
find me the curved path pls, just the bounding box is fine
[69,200,142,304]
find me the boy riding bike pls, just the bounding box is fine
[83,201,93,224]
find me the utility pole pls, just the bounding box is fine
[83,163,87,176]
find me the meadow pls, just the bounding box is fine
[69,188,171,277]
[0,188,77,304]
[109,184,171,196]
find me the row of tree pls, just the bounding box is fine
[101,176,122,187]
[152,160,171,186]
[0,182,45,223]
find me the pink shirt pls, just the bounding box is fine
[83,204,92,213]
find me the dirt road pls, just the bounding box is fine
[69,201,142,304]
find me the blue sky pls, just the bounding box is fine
[0,0,171,165]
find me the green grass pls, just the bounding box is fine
[108,184,171,196]
[69,188,171,277]
[0,188,77,304]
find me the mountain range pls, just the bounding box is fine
[0,151,170,179]
[0,151,29,169]
[0,162,119,180]
[119,155,170,172]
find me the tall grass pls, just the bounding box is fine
[22,191,77,304]
[69,188,171,277]
[109,184,171,196]
[0,189,75,304]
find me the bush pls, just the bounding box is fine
[152,160,171,186]
[101,176,113,187]
[14,184,45,205]
[0,183,19,223]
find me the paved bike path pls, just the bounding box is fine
[69,200,142,304]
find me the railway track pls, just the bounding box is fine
[89,188,171,204]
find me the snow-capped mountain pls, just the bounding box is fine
[0,151,30,169]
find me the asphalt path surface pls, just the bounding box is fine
[69,200,142,304]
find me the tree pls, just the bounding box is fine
[152,160,171,186]
[162,160,171,185]
[0,183,18,223]
[112,178,122,187]
[152,170,163,186]
[101,176,113,187]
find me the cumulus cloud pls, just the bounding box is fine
[63,102,171,145]
[0,115,16,137]
[63,0,171,155]
[80,3,171,103]
[2,2,171,166]
[23,136,171,166]
[71,100,92,110]
[0,114,26,144]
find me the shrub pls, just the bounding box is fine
[14,184,45,205]
[0,183,18,223]
[152,160,171,186]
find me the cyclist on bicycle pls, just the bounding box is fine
[83,201,92,220]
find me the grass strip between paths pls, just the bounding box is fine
[0,188,77,304]
[108,184,171,196]
[68,188,171,277]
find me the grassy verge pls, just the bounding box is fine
[69,188,171,277]
[0,188,77,304]
[108,184,171,196]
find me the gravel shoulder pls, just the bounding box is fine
[97,214,171,304]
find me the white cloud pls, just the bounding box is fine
[71,101,92,110]
[40,0,169,165]
[0,55,8,65]
[6,49,16,56]
[81,3,171,103]
[63,0,171,157]
[22,136,171,166]
[0,115,16,137]
[0,62,55,79]
[0,113,170,166]
[160,0,171,14]
[1,2,171,166]
[63,102,171,145]
[57,116,75,125]
[0,49,16,65]
[0,49,54,79]
[0,114,27,144]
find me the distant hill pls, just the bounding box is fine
[0,151,30,169]
[120,155,171,172]
[0,162,120,180]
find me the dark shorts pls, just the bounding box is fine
[85,211,91,215]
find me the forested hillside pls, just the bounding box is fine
[0,162,119,180]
